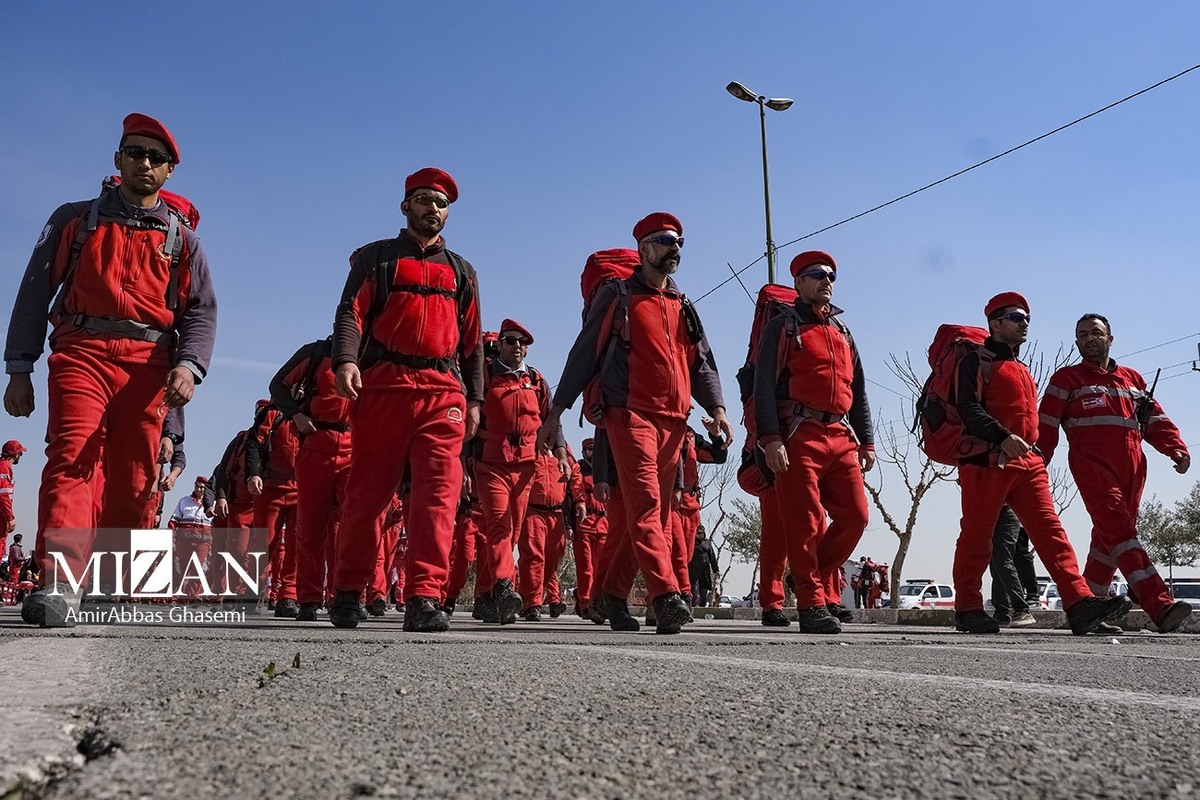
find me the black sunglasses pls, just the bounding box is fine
[997,311,1030,324]
[408,194,449,209]
[119,145,173,166]
[500,336,529,346]
[799,268,836,283]
[646,234,684,248]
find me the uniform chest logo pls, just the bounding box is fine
[36,223,53,249]
[1081,395,1108,411]
[447,407,464,423]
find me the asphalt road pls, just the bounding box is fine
[2,606,1198,800]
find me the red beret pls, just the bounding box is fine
[2,440,27,456]
[984,291,1030,319]
[404,167,458,203]
[255,398,271,409]
[582,437,595,449]
[121,113,180,164]
[632,212,683,243]
[499,318,534,345]
[789,250,836,278]
[194,476,208,484]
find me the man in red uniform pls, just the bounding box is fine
[755,251,874,634]
[5,114,216,627]
[572,437,607,619]
[0,440,26,537]
[245,400,301,616]
[519,445,583,620]
[1039,313,1192,633]
[540,212,732,635]
[212,429,256,601]
[331,167,484,632]
[672,423,727,603]
[952,293,1131,634]
[474,319,565,624]
[269,336,352,621]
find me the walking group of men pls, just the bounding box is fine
[3,113,1193,636]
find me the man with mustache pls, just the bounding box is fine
[1039,313,1192,633]
[540,212,732,635]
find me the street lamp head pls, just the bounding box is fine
[764,98,794,112]
[726,81,758,103]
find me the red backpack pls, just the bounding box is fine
[580,248,638,321]
[913,324,993,465]
[577,248,701,425]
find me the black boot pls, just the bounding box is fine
[367,597,388,617]
[588,596,609,625]
[492,579,522,626]
[1066,595,1132,635]
[20,584,82,628]
[549,602,567,618]
[798,605,842,634]
[474,594,499,623]
[826,603,854,623]
[605,594,639,631]
[441,600,456,616]
[954,609,1000,634]
[403,597,451,632]
[653,593,692,634]
[521,606,542,622]
[274,598,300,619]
[328,590,361,629]
[296,602,321,622]
[762,608,791,627]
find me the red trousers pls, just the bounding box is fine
[602,408,685,600]
[36,345,166,577]
[572,514,607,609]
[294,438,351,604]
[372,522,401,603]
[1071,446,1173,620]
[173,524,213,599]
[334,384,463,601]
[955,462,1091,612]
[210,501,255,596]
[254,483,298,603]
[774,423,869,609]
[446,505,482,603]
[519,506,566,607]
[758,486,789,610]
[475,459,535,588]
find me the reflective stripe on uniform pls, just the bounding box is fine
[1044,384,1070,400]
[1088,546,1117,568]
[1062,416,1139,430]
[1128,566,1160,585]
[1066,385,1140,402]
[1111,539,1145,559]
[1039,412,1061,427]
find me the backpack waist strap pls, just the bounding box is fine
[64,314,169,343]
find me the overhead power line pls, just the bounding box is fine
[695,62,1200,304]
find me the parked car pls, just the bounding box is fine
[1169,578,1200,610]
[895,579,954,610]
[1037,581,1062,610]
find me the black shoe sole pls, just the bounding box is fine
[655,604,691,635]
[1156,601,1193,633]
[329,611,359,629]
[495,591,522,626]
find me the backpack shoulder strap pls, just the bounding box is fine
[680,294,704,344]
[444,248,473,323]
[299,338,332,414]
[50,195,104,317]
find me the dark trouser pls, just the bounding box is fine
[989,505,1030,615]
[692,575,713,607]
[855,586,870,609]
[1015,528,1038,602]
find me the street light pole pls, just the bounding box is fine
[726,81,794,286]
[757,97,776,285]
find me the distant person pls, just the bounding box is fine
[689,526,720,608]
[1039,312,1192,633]
[6,532,25,584]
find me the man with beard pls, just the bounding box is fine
[5,114,216,626]
[1039,313,1192,633]
[330,168,483,632]
[539,212,732,635]
[755,251,874,634]
[951,293,1131,634]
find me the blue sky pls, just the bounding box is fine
[3,3,1199,591]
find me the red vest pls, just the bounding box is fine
[625,289,695,419]
[781,312,854,419]
[476,366,547,463]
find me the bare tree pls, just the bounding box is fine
[697,460,737,598]
[717,497,762,599]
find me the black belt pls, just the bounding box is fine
[586,507,606,517]
[312,420,350,433]
[528,502,563,514]
[790,404,845,425]
[362,340,454,373]
[67,314,168,343]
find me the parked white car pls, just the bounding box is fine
[1169,578,1200,610]
[895,580,955,610]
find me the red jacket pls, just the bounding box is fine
[269,338,351,456]
[333,230,483,399]
[956,338,1039,468]
[0,459,14,528]
[754,302,873,446]
[1038,360,1187,464]
[553,271,725,421]
[473,361,553,464]
[245,407,299,487]
[528,450,583,508]
[5,188,216,376]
